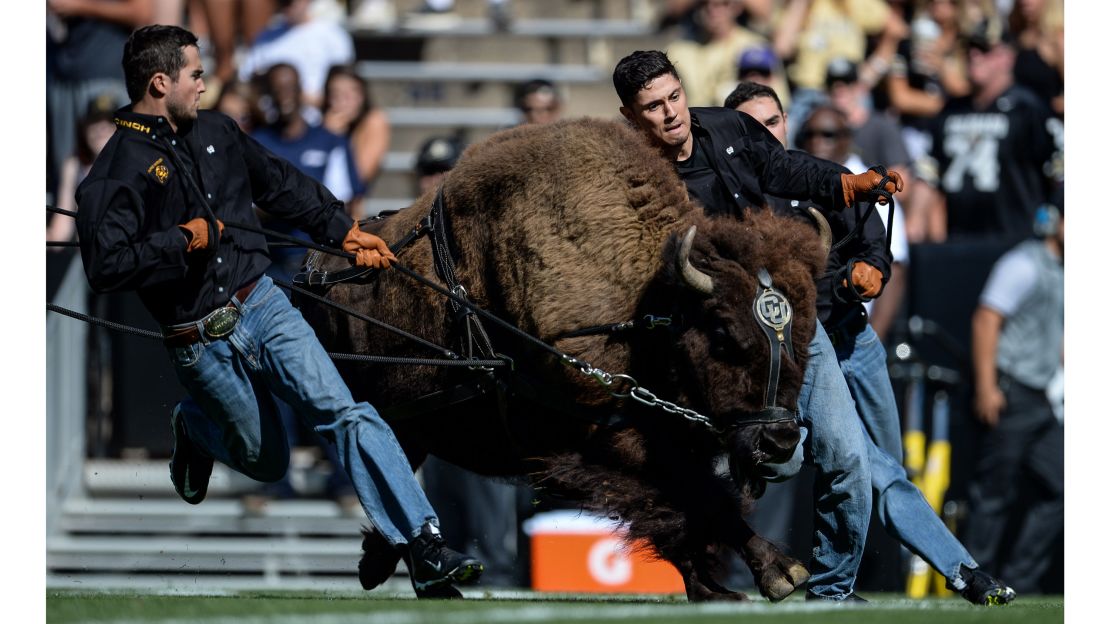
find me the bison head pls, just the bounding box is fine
[631,209,826,492]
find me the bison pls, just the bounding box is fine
[296,118,828,602]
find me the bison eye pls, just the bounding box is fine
[709,326,731,358]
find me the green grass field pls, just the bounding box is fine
[47,590,1063,624]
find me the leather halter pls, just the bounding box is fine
[744,268,797,425]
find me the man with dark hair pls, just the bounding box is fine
[513,79,562,126]
[613,49,902,602]
[76,24,483,599]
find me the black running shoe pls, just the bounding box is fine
[949,564,1016,606]
[402,524,483,598]
[169,407,213,505]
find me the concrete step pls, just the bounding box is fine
[356,60,605,83]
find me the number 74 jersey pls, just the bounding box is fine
[929,84,1063,241]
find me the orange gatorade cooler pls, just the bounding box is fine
[523,510,684,593]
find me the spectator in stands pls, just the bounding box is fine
[1007,0,1064,117]
[735,45,791,110]
[772,0,905,147]
[513,79,563,126]
[48,95,120,247]
[666,0,773,107]
[924,19,1059,243]
[213,80,262,134]
[197,0,276,94]
[886,0,974,242]
[413,135,464,196]
[322,65,391,193]
[967,187,1063,595]
[659,0,775,40]
[253,63,364,218]
[238,0,354,109]
[47,0,152,191]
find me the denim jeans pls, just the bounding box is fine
[834,323,976,584]
[764,323,872,599]
[167,275,437,546]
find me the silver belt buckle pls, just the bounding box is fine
[203,306,240,338]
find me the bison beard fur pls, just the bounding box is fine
[299,118,825,601]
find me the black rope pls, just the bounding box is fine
[270,276,461,360]
[48,205,78,218]
[45,303,504,368]
[47,303,162,340]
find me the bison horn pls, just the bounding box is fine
[677,226,714,295]
[806,207,833,256]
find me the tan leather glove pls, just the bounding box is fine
[843,261,883,299]
[342,221,397,269]
[178,218,224,253]
[841,169,904,208]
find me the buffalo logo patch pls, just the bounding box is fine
[147,158,170,184]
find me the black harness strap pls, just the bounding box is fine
[428,186,497,363]
[746,268,798,425]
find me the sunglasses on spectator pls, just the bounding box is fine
[800,128,849,141]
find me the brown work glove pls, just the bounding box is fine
[841,169,904,208]
[843,261,883,299]
[342,221,397,269]
[178,218,224,253]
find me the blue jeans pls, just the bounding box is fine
[167,275,437,546]
[764,323,871,599]
[833,323,976,583]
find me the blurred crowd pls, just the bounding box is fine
[46,0,1064,593]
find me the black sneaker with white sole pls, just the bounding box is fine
[402,523,484,599]
[948,564,1017,606]
[169,407,213,505]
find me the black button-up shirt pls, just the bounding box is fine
[76,107,352,326]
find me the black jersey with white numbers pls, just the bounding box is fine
[930,84,1061,242]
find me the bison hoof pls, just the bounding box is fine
[759,561,810,603]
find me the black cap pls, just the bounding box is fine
[967,18,1013,52]
[415,136,463,175]
[825,58,858,89]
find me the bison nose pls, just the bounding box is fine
[759,420,801,464]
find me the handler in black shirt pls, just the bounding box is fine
[75,25,482,598]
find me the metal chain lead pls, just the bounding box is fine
[562,356,718,433]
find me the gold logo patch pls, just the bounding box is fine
[148,158,170,184]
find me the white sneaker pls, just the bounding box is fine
[351,0,397,31]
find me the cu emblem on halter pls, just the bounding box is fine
[755,288,791,330]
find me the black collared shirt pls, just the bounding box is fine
[76,107,352,326]
[685,107,845,218]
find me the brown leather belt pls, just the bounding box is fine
[162,279,259,349]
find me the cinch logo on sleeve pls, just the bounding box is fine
[147,158,170,184]
[114,118,151,134]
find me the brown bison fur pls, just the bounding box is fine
[298,118,825,601]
